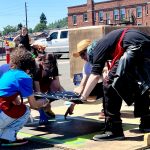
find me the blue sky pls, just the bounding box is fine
[0,0,106,31]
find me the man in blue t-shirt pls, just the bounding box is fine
[0,47,49,146]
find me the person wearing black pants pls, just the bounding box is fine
[78,28,150,141]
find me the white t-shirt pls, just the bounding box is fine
[82,62,92,76]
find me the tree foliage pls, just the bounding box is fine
[1,14,68,35]
[33,23,47,32]
[3,25,17,35]
[48,17,68,29]
[40,12,47,25]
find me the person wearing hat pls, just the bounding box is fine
[77,28,150,141]
[65,39,105,118]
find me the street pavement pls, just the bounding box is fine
[0,57,150,149]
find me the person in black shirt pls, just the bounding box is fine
[13,27,31,51]
[79,28,150,141]
[33,53,64,124]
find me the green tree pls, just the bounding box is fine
[40,12,47,25]
[34,23,47,32]
[3,25,17,35]
[47,17,68,29]
[28,28,33,33]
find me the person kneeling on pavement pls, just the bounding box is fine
[78,28,150,141]
[0,48,49,146]
[33,53,65,124]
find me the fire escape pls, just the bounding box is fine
[105,0,137,26]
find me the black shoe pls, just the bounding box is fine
[139,116,150,133]
[0,139,28,147]
[93,131,125,141]
[139,124,150,133]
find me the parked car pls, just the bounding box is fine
[45,29,69,58]
[32,38,48,47]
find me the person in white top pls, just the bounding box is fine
[65,39,107,118]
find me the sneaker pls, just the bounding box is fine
[0,139,28,147]
[93,131,125,141]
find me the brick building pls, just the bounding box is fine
[68,0,150,28]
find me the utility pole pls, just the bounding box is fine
[25,2,28,29]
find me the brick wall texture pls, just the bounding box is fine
[68,0,150,28]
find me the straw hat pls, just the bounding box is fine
[73,39,92,57]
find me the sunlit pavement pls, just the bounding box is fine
[17,100,149,150]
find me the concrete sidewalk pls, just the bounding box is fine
[18,100,150,150]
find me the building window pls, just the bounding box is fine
[136,6,142,18]
[137,23,142,26]
[114,9,119,20]
[98,11,103,22]
[72,15,77,25]
[106,13,110,24]
[94,12,96,21]
[146,5,148,15]
[120,8,126,20]
[83,13,88,22]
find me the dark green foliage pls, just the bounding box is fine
[48,17,68,29]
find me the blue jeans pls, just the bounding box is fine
[0,106,30,141]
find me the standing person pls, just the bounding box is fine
[13,27,31,51]
[33,53,65,124]
[0,48,49,146]
[65,39,105,118]
[78,28,150,141]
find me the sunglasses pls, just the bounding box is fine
[79,50,87,57]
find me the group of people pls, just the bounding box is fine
[0,27,150,146]
[0,27,65,146]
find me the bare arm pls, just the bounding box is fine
[50,76,65,92]
[27,94,48,109]
[28,35,32,44]
[81,74,100,100]
[13,35,20,43]
[74,74,89,94]
[34,81,41,92]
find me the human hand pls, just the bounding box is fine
[74,86,83,95]
[80,95,87,103]
[41,99,49,108]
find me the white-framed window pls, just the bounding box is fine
[98,11,103,22]
[114,9,119,20]
[72,15,77,25]
[106,12,110,24]
[83,13,88,22]
[136,6,142,18]
[120,8,126,20]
